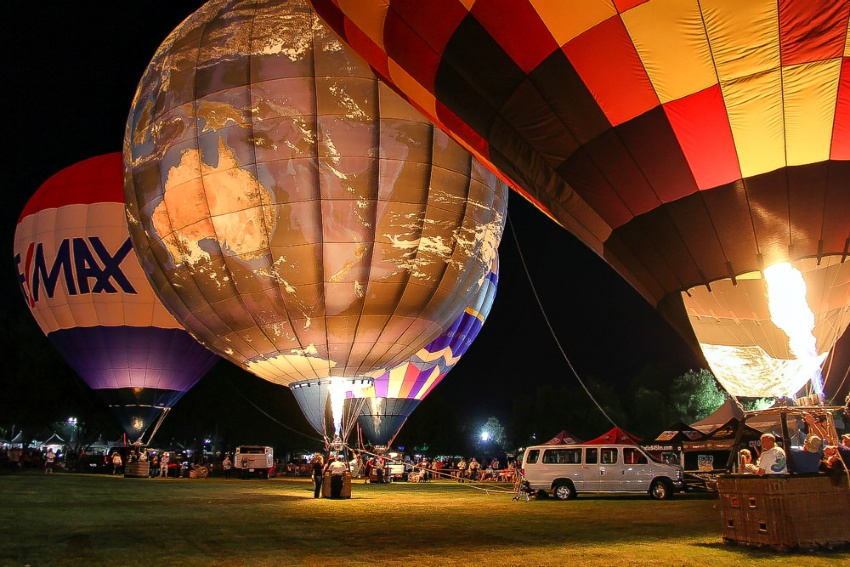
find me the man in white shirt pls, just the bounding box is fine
[755,433,787,475]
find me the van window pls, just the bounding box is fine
[623,448,648,464]
[542,449,581,464]
[585,448,598,464]
[600,448,618,464]
[525,449,540,464]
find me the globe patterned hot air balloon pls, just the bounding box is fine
[313,0,850,398]
[354,254,499,446]
[123,0,507,429]
[13,153,219,441]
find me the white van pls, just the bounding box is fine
[521,443,684,500]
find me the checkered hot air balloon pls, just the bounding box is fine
[313,0,850,399]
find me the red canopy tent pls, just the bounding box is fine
[543,430,583,445]
[583,427,642,445]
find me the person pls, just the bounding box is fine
[790,434,822,473]
[44,448,55,474]
[149,453,160,478]
[738,449,754,473]
[468,457,481,481]
[348,453,361,479]
[373,457,385,483]
[111,451,123,475]
[363,457,374,483]
[160,452,170,478]
[456,457,467,482]
[803,412,832,445]
[222,455,232,479]
[312,455,324,498]
[326,456,347,498]
[753,433,786,475]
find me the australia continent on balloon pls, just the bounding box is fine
[152,139,275,267]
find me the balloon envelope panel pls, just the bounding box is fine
[356,256,499,444]
[312,0,850,307]
[124,0,507,387]
[13,153,219,438]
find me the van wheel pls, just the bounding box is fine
[552,481,576,500]
[650,479,673,500]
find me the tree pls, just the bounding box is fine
[669,369,726,423]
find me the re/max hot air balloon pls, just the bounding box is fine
[123,0,507,439]
[313,0,850,399]
[13,153,219,443]
[353,254,499,447]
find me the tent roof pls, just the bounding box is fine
[543,430,583,445]
[583,427,641,445]
[44,432,65,444]
[691,399,744,433]
[654,422,704,443]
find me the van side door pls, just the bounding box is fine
[582,447,601,492]
[596,447,623,491]
[621,447,652,491]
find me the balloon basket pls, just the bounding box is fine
[322,471,351,499]
[718,474,850,551]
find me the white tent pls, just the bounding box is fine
[690,399,744,434]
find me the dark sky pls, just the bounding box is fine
[5,3,845,445]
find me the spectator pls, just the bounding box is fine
[149,453,160,478]
[160,452,170,478]
[374,457,385,483]
[456,457,467,482]
[44,448,55,474]
[111,451,123,475]
[222,455,232,479]
[312,455,324,498]
[468,457,481,481]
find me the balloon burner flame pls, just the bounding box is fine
[764,262,824,396]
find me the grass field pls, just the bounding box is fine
[0,472,847,566]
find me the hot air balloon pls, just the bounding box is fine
[13,153,219,443]
[123,0,507,442]
[312,0,850,399]
[354,254,499,447]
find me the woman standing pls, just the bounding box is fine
[312,455,324,498]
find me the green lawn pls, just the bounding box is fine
[0,472,846,566]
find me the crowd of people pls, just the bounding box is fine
[299,451,519,486]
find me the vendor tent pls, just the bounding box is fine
[645,421,704,453]
[543,430,583,445]
[690,399,744,433]
[583,427,641,445]
[683,418,764,473]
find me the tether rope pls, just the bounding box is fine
[507,212,621,431]
[224,375,324,444]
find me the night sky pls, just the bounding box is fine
[5,2,847,447]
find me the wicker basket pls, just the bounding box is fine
[718,474,850,551]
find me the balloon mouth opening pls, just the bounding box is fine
[290,377,372,439]
[682,257,844,398]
